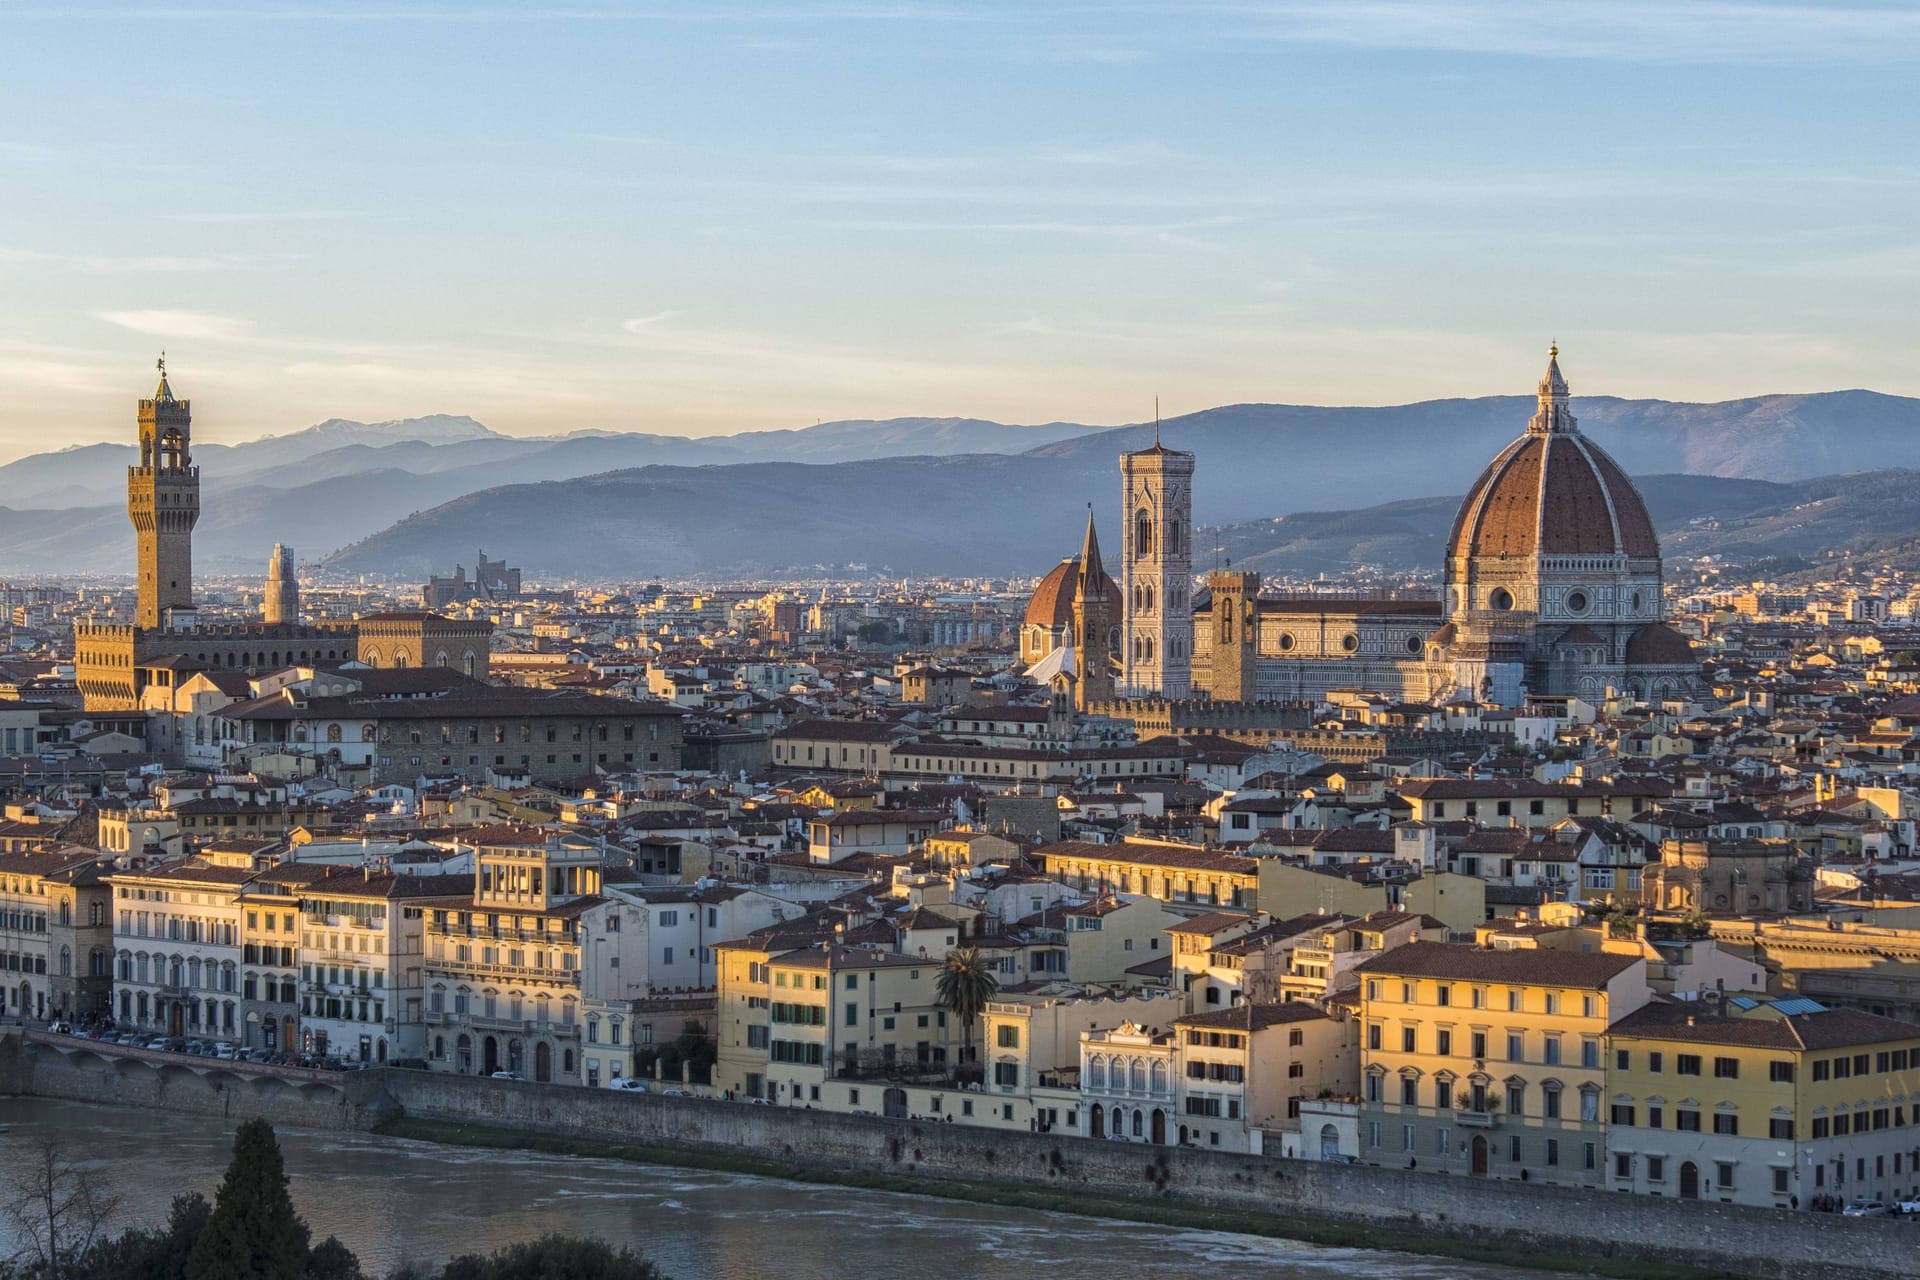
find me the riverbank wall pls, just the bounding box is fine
[6,1032,1914,1280]
[0,1032,398,1130]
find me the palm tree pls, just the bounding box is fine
[935,946,999,1068]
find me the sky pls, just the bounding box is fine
[1,1,1916,459]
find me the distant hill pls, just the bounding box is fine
[1207,475,1804,576]
[8,389,1920,576]
[326,455,1094,579]
[321,463,1920,582]
[1030,390,1920,524]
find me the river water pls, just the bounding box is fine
[0,1098,1559,1279]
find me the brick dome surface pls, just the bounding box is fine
[1447,431,1659,563]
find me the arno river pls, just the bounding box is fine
[0,1098,1560,1279]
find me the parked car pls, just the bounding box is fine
[612,1078,648,1092]
[660,1088,689,1098]
[490,1070,524,1081]
[748,1097,771,1106]
[143,1038,169,1051]
[245,1049,273,1064]
[1896,1196,1920,1216]
[1842,1198,1891,1217]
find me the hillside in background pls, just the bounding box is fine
[6,389,1920,576]
[322,464,1920,582]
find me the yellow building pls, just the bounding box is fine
[714,939,961,1110]
[1354,942,1650,1188]
[1607,998,1920,1210]
[1035,839,1259,913]
[1256,862,1485,934]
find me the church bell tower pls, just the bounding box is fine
[1120,420,1195,698]
[129,356,200,629]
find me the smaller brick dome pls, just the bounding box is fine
[1625,622,1695,666]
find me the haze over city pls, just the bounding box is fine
[3,0,1919,458]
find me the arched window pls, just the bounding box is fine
[1149,1060,1168,1092]
[1129,1059,1147,1092]
[58,946,70,977]
[1134,510,1153,556]
[1088,1056,1106,1089]
[464,653,478,678]
[89,949,107,978]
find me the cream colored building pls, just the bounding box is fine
[1173,1002,1357,1152]
[108,853,255,1039]
[295,873,439,1063]
[980,985,1184,1132]
[1354,942,1650,1188]
[1081,1019,1178,1143]
[421,827,643,1082]
[1607,998,1920,1210]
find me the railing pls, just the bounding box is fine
[432,958,580,986]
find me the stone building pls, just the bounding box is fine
[1021,512,1117,711]
[1120,430,1195,697]
[74,365,495,711]
[1023,347,1699,709]
[129,357,198,631]
[221,687,685,784]
[357,612,493,681]
[0,846,112,1022]
[423,551,522,609]
[422,827,643,1082]
[1642,837,1815,917]
[262,543,299,625]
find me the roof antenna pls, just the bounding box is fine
[1154,397,1160,448]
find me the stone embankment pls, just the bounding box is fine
[5,1031,1912,1280]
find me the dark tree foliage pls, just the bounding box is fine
[184,1121,311,1280]
[435,1236,665,1280]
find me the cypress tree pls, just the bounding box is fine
[184,1119,312,1280]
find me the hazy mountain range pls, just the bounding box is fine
[2,390,1918,579]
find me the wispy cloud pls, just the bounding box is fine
[823,214,1243,238]
[97,310,252,341]
[166,210,361,224]
[621,311,680,331]
[1176,0,1920,63]
[0,246,270,273]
